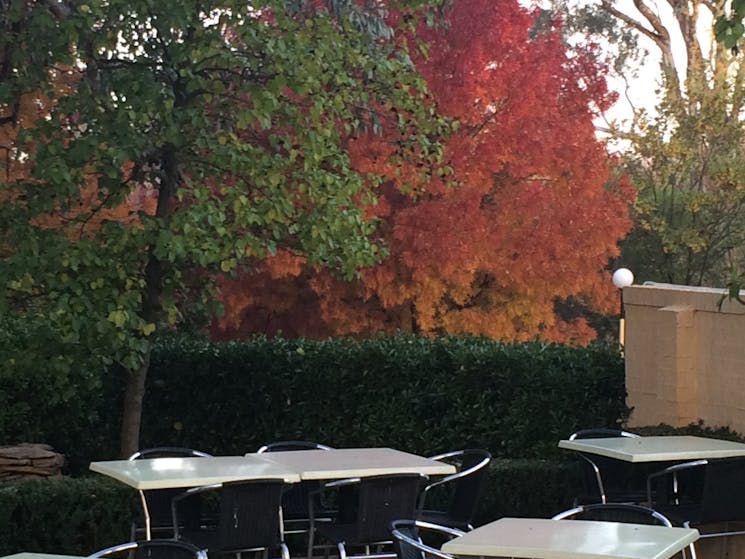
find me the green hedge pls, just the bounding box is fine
[1,334,628,471]
[136,335,628,463]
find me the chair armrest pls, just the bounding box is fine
[646,459,708,507]
[415,520,466,538]
[418,453,489,512]
[87,542,137,558]
[323,477,361,488]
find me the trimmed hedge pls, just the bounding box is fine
[137,335,628,462]
[1,334,628,472]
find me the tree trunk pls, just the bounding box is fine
[119,348,151,458]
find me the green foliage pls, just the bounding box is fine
[0,477,133,556]
[619,73,745,286]
[635,420,745,442]
[0,0,450,452]
[0,317,117,468]
[715,0,745,52]
[135,335,628,460]
[478,460,579,522]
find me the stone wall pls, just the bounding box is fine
[624,282,745,432]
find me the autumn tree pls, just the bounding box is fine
[213,0,634,343]
[547,0,745,286]
[0,0,447,456]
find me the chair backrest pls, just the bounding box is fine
[391,519,459,559]
[255,441,333,518]
[568,429,640,441]
[128,447,213,460]
[700,457,745,523]
[128,447,213,529]
[568,429,640,504]
[216,479,286,552]
[88,540,207,559]
[256,441,333,453]
[424,449,491,524]
[346,474,425,543]
[552,503,673,526]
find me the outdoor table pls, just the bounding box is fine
[90,455,301,539]
[558,435,745,463]
[441,517,699,559]
[250,447,456,480]
[89,455,300,489]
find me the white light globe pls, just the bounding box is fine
[612,268,634,289]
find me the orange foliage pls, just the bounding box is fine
[211,0,634,343]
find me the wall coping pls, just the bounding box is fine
[624,282,745,315]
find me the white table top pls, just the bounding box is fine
[89,455,301,490]
[558,435,745,463]
[252,447,456,480]
[441,518,699,559]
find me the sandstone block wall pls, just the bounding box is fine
[624,282,745,432]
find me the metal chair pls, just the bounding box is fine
[87,539,207,559]
[256,441,335,537]
[257,441,334,453]
[416,449,491,531]
[128,447,213,540]
[553,502,697,559]
[647,456,745,559]
[552,502,674,525]
[390,519,464,559]
[568,429,645,504]
[313,473,426,559]
[172,478,289,559]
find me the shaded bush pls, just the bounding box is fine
[0,477,133,555]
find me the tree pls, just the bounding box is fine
[0,0,447,456]
[548,0,745,286]
[213,0,634,343]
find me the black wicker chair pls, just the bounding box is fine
[568,429,646,504]
[416,449,491,531]
[172,479,289,559]
[128,447,213,540]
[312,473,426,559]
[647,456,745,559]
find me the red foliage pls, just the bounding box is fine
[211,0,633,343]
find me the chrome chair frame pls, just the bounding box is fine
[87,539,208,559]
[417,449,491,531]
[128,447,213,540]
[390,519,463,559]
[568,429,641,504]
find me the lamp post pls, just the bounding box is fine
[612,268,634,351]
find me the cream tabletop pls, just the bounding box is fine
[89,455,301,490]
[252,447,456,480]
[558,435,745,463]
[441,517,699,559]
[1,554,85,559]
